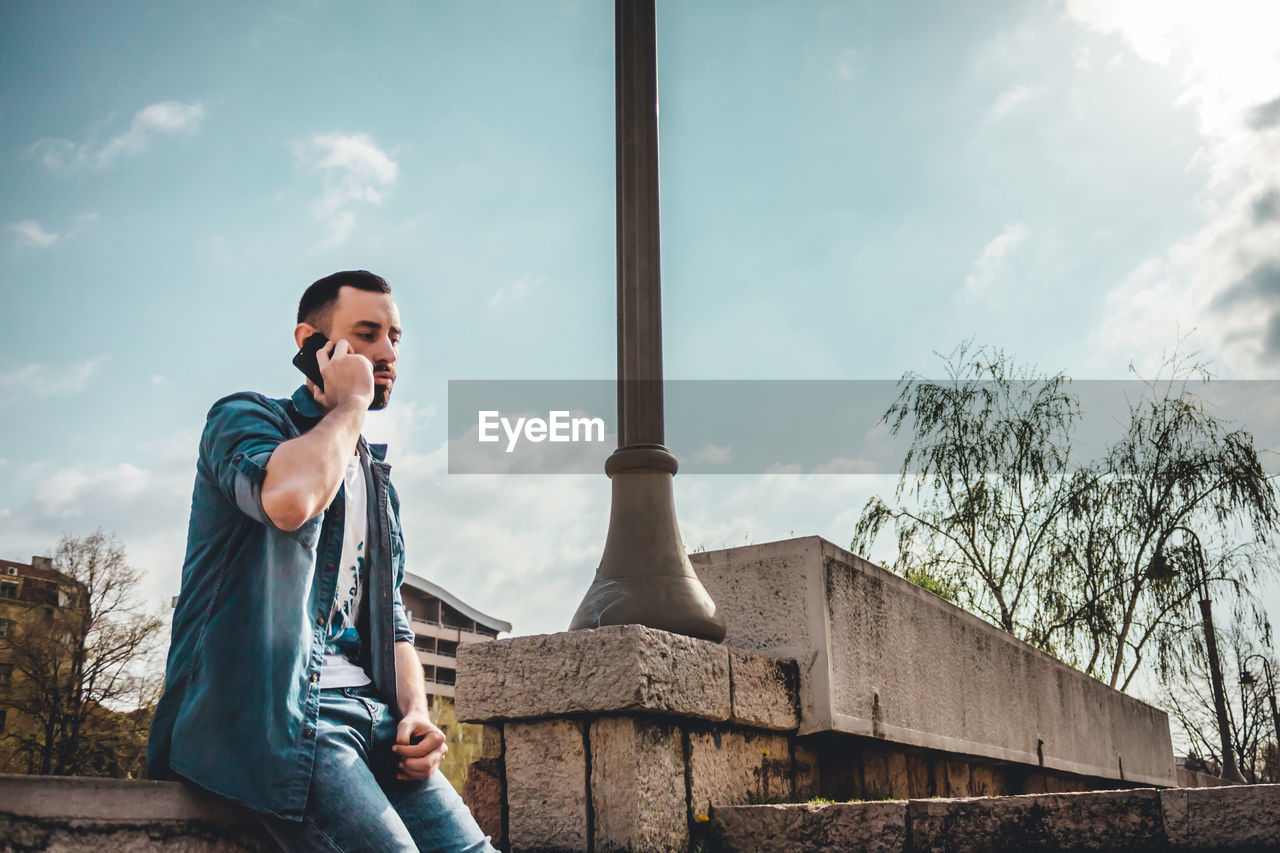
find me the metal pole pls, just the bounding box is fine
[1181,529,1246,784]
[568,0,725,641]
[1243,654,1280,755]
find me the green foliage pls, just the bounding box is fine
[903,566,960,603]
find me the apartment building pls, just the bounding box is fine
[400,571,511,707]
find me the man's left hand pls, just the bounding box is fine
[392,711,447,781]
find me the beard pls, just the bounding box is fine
[370,383,392,410]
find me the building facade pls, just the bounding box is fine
[0,556,87,772]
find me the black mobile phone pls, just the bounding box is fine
[292,332,329,390]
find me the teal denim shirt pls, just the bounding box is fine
[147,386,412,820]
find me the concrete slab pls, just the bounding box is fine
[691,537,1178,787]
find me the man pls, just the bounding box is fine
[149,271,494,852]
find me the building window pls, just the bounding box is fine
[0,708,6,731]
[0,582,17,599]
[0,618,14,638]
[0,664,12,687]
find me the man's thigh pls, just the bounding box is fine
[261,688,493,853]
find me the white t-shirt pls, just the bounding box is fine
[318,455,374,689]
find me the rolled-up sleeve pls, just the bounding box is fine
[202,393,292,530]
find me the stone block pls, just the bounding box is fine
[727,648,800,731]
[712,802,908,853]
[688,728,792,819]
[504,720,587,853]
[1161,783,1280,850]
[589,717,687,853]
[480,724,503,760]
[944,759,971,797]
[862,749,891,800]
[907,789,1164,852]
[456,625,730,724]
[969,764,1004,797]
[792,739,821,802]
[461,759,505,852]
[906,753,931,799]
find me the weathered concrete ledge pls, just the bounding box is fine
[0,774,272,852]
[691,536,1178,787]
[712,784,1280,852]
[456,623,799,730]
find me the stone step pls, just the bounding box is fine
[710,784,1280,852]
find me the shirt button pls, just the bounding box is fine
[315,616,325,627]
[310,672,319,683]
[303,728,315,739]
[234,453,244,462]
[326,562,335,571]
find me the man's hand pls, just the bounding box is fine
[392,710,447,781]
[312,338,375,412]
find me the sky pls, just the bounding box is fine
[2,0,1279,710]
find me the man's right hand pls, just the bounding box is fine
[312,338,374,412]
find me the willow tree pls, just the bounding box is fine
[1056,362,1279,690]
[855,345,1279,692]
[852,343,1081,650]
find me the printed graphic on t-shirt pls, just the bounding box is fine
[324,455,369,664]
[324,541,364,659]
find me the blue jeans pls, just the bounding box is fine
[258,686,496,853]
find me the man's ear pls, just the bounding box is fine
[294,323,318,349]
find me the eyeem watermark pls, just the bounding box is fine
[478,410,607,453]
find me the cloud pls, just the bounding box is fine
[27,101,204,172]
[9,219,59,248]
[986,85,1039,121]
[0,357,104,399]
[1249,95,1280,131]
[297,132,398,248]
[1067,0,1280,376]
[487,274,542,308]
[962,223,1029,298]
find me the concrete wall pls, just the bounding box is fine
[0,774,271,852]
[690,536,1177,788]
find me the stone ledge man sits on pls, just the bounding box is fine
[148,270,496,852]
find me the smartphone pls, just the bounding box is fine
[292,332,329,390]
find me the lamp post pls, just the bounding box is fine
[1241,653,1280,756]
[1153,526,1246,784]
[567,0,726,641]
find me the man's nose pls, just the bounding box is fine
[375,335,398,366]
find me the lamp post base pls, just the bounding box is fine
[569,445,726,642]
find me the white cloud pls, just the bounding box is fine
[1066,1,1280,375]
[962,223,1030,299]
[9,219,59,248]
[0,357,104,399]
[27,101,204,172]
[488,274,542,308]
[986,84,1039,121]
[297,131,398,248]
[687,444,732,466]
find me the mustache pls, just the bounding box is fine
[372,362,396,378]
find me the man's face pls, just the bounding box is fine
[320,286,402,410]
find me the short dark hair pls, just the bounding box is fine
[297,270,391,327]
